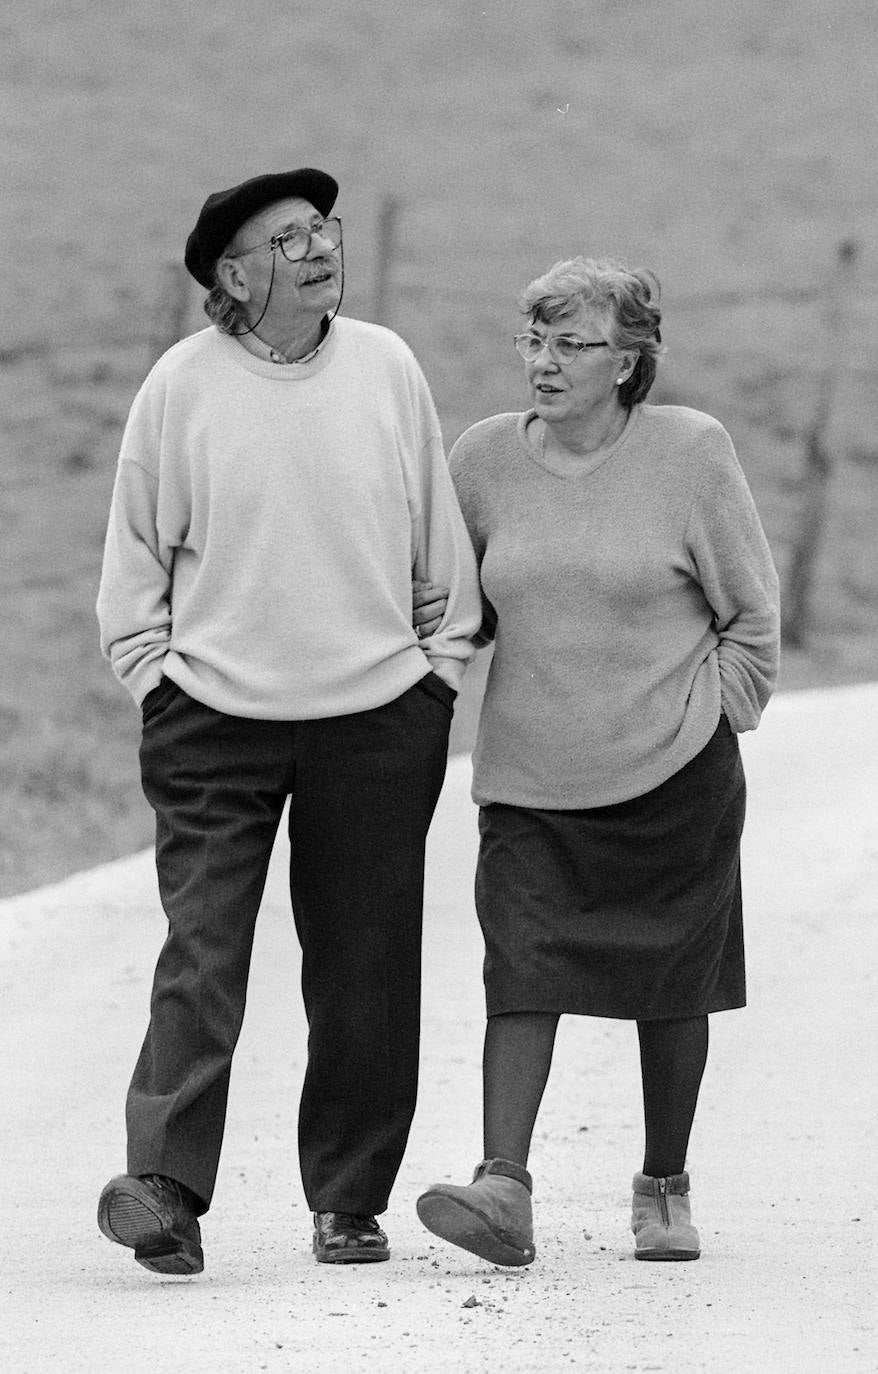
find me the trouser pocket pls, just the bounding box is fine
[141,676,181,725]
[415,670,457,713]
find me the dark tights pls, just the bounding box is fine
[637,1014,708,1176]
[482,1011,708,1177]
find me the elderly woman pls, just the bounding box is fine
[417,257,780,1265]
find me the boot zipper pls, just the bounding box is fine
[657,1177,670,1227]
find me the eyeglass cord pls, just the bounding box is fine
[230,243,345,349]
[230,248,278,338]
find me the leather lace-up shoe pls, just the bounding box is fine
[98,1173,203,1275]
[313,1212,390,1263]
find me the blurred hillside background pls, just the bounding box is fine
[2,0,877,896]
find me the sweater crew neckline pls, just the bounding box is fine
[517,405,640,479]
[214,319,339,379]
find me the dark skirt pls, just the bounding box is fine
[474,715,747,1020]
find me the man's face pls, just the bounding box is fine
[224,196,342,323]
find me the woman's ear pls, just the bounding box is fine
[616,352,637,385]
[215,254,251,302]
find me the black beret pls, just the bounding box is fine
[184,168,339,288]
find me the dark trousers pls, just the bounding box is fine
[128,673,453,1216]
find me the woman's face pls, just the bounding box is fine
[524,303,629,426]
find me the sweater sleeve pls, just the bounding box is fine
[410,424,482,691]
[449,433,497,647]
[684,423,781,732]
[95,380,175,706]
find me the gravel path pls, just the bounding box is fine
[2,685,876,1372]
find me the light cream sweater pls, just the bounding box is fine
[450,404,780,808]
[97,319,481,717]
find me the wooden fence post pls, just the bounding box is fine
[149,261,192,363]
[782,238,860,649]
[372,195,401,326]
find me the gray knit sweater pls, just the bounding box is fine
[97,319,481,717]
[449,404,780,808]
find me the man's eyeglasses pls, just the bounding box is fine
[514,332,610,365]
[232,216,343,264]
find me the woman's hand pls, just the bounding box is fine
[412,579,449,639]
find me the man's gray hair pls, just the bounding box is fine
[202,276,248,334]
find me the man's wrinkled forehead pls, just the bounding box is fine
[239,196,321,243]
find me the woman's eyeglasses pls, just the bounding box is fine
[513,333,610,365]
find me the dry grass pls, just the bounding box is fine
[1,0,877,895]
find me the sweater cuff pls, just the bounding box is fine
[424,654,466,693]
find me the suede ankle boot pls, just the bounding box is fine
[631,1171,701,1260]
[416,1158,535,1266]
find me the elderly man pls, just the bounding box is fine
[96,168,480,1274]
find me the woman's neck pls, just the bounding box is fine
[543,400,629,459]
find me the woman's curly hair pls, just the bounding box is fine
[520,256,665,407]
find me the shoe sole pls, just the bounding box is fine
[313,1248,390,1264]
[98,1183,204,1275]
[635,1249,701,1261]
[312,1239,390,1264]
[416,1192,535,1267]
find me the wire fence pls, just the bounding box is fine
[4,285,877,364]
[3,220,877,366]
[2,202,875,648]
